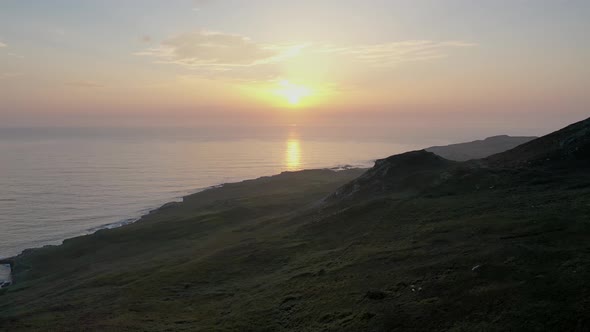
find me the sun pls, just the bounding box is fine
[276,80,311,106]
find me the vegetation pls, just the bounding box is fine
[426,135,536,161]
[1,118,589,331]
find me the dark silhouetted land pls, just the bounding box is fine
[1,118,589,331]
[426,135,537,161]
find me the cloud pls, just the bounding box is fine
[137,31,300,68]
[65,80,105,88]
[0,72,23,79]
[314,40,476,66]
[137,30,475,81]
[140,35,152,44]
[6,53,24,59]
[192,0,212,11]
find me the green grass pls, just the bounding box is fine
[1,166,590,331]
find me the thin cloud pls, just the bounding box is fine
[0,72,23,79]
[7,53,24,59]
[314,40,476,67]
[192,0,212,11]
[0,42,6,48]
[137,31,302,68]
[140,35,152,44]
[137,30,475,81]
[65,80,105,88]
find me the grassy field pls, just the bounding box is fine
[1,126,590,331]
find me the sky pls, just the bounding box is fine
[0,0,589,135]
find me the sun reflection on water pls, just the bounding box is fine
[285,137,302,171]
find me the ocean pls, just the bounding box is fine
[0,126,442,259]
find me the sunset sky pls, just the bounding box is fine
[1,0,589,132]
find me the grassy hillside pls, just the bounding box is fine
[1,118,590,331]
[426,135,536,161]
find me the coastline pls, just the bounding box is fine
[3,120,590,331]
[1,161,366,262]
[0,165,371,330]
[0,184,217,261]
[0,264,11,288]
[0,182,224,287]
[0,167,366,287]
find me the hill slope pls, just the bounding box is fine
[1,119,590,331]
[486,117,590,167]
[328,150,455,201]
[426,135,536,161]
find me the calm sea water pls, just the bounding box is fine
[0,126,442,259]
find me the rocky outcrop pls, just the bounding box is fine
[327,150,455,201]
